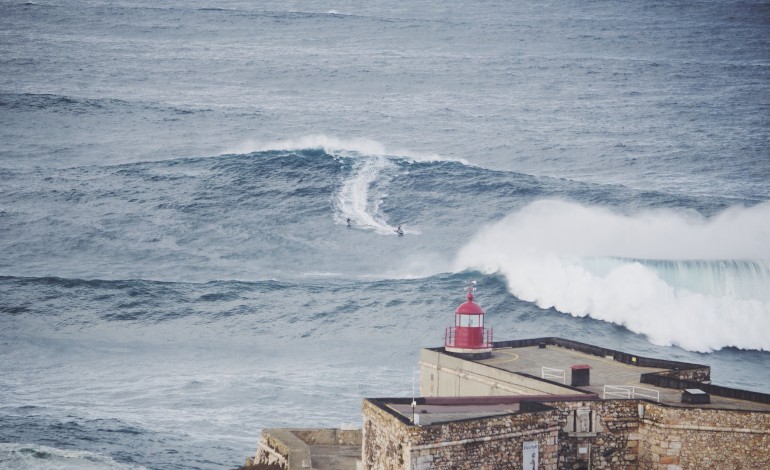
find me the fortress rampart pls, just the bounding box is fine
[361,396,770,470]
[363,398,560,470]
[245,337,770,470]
[638,404,770,469]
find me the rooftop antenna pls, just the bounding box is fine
[465,278,477,295]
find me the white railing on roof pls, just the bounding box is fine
[633,386,661,402]
[603,385,632,399]
[541,367,566,384]
[603,385,660,402]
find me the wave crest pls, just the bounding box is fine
[454,199,770,352]
[220,134,465,164]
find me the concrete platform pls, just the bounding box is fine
[247,428,360,470]
[387,401,523,426]
[307,444,360,470]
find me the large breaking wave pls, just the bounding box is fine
[454,199,770,352]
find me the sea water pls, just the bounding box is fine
[1,1,769,468]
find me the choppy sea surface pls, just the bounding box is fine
[1,1,769,468]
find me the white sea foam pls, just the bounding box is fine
[333,155,398,234]
[0,443,145,470]
[453,199,770,352]
[221,134,466,164]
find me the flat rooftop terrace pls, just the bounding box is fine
[471,340,770,412]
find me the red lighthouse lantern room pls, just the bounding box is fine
[445,282,493,359]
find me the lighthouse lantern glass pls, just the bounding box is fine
[456,314,482,327]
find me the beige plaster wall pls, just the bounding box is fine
[419,349,580,398]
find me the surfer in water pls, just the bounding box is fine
[346,218,351,227]
[396,224,404,235]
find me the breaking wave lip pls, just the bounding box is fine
[453,199,770,353]
[219,134,468,165]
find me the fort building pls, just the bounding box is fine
[245,288,770,470]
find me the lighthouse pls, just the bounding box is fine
[444,281,493,359]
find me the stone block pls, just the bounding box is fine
[668,441,681,450]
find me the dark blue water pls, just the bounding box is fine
[1,1,769,468]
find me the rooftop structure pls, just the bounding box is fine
[420,337,770,413]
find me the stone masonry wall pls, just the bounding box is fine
[549,400,642,470]
[645,367,711,384]
[405,412,558,470]
[363,398,770,470]
[362,399,559,470]
[362,400,411,470]
[253,430,294,469]
[638,403,770,470]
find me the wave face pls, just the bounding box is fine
[455,199,770,352]
[0,150,470,281]
[3,149,753,283]
[2,0,770,468]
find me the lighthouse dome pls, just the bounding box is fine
[455,292,484,314]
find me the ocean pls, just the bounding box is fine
[1,0,769,468]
